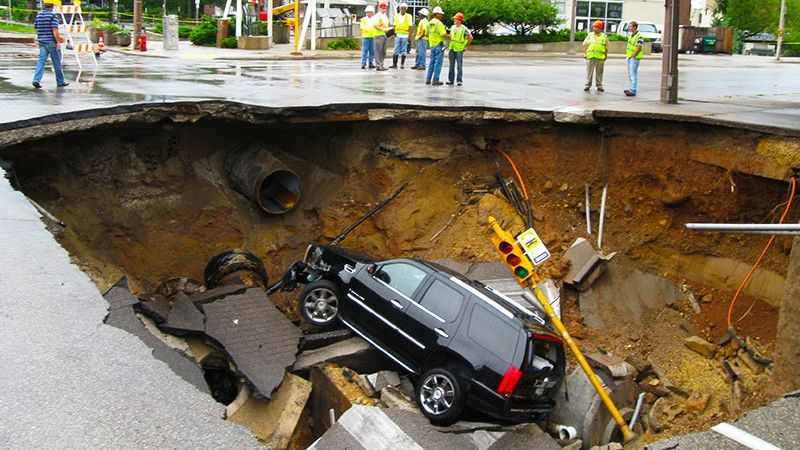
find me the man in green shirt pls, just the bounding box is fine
[424,6,448,85]
[624,21,644,96]
[582,20,608,92]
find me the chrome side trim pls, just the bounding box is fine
[375,278,445,323]
[483,284,537,318]
[341,318,416,373]
[450,277,514,319]
[347,293,426,350]
[344,264,356,274]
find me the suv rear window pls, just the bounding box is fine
[419,279,463,322]
[467,303,519,362]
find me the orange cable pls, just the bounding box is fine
[495,148,529,200]
[726,176,797,327]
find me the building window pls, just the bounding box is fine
[575,1,623,33]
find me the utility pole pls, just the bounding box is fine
[112,0,118,23]
[772,227,800,396]
[568,0,577,55]
[776,0,786,61]
[660,0,680,103]
[133,0,142,49]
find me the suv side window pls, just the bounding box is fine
[418,279,463,322]
[374,262,427,298]
[467,303,519,363]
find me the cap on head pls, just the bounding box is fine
[432,6,444,15]
[399,2,408,9]
[454,12,464,21]
[378,1,387,9]
[365,5,374,12]
[593,20,604,29]
[418,7,429,15]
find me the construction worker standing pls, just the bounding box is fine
[360,5,376,69]
[582,20,608,92]
[391,2,413,69]
[411,8,429,70]
[32,0,68,88]
[424,6,448,86]
[372,1,390,71]
[624,21,644,96]
[446,12,472,86]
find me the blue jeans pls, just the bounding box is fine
[415,39,427,68]
[448,49,464,83]
[361,37,374,66]
[627,57,640,93]
[393,36,409,55]
[33,41,65,85]
[426,44,444,82]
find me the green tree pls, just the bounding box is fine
[430,0,503,35]
[499,0,561,35]
[724,0,800,38]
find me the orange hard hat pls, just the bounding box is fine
[593,20,604,29]
[454,12,465,21]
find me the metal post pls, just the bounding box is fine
[568,0,577,55]
[267,0,273,45]
[660,0,680,104]
[235,0,241,37]
[133,0,142,49]
[684,223,800,235]
[776,0,786,61]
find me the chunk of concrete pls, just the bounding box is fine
[159,293,205,336]
[562,238,611,291]
[684,391,711,415]
[579,257,681,329]
[203,287,302,399]
[134,295,172,324]
[299,329,353,352]
[367,370,402,392]
[227,373,312,449]
[684,336,717,359]
[293,337,393,374]
[586,352,636,379]
[380,385,418,413]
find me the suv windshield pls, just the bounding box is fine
[638,24,658,33]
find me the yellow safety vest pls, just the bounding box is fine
[394,13,411,36]
[427,18,446,47]
[360,16,375,38]
[416,17,428,40]
[373,12,388,37]
[585,32,608,60]
[626,31,643,59]
[449,24,469,52]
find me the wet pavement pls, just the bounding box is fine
[1,39,799,134]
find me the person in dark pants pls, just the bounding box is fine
[32,0,68,88]
[424,6,448,85]
[446,12,472,86]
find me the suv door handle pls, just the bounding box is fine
[390,299,404,310]
[434,328,448,338]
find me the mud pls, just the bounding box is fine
[1,107,798,444]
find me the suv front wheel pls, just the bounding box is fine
[299,279,341,328]
[416,367,466,425]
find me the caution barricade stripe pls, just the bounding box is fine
[73,42,96,54]
[56,5,81,14]
[66,24,89,33]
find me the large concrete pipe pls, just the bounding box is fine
[203,249,269,289]
[226,145,301,214]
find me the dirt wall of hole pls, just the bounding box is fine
[1,117,796,310]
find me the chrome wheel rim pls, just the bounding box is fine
[303,287,338,324]
[419,373,455,415]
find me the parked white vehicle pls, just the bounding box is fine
[617,20,662,53]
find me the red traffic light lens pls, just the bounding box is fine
[506,254,521,265]
[499,241,513,254]
[514,267,529,278]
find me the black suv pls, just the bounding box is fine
[289,244,566,425]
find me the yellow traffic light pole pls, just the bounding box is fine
[488,216,637,444]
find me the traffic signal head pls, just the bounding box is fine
[488,216,535,288]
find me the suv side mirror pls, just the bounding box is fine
[366,264,377,275]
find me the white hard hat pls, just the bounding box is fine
[432,6,444,14]
[365,5,374,12]
[399,2,408,8]
[418,7,428,15]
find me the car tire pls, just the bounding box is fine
[416,367,466,426]
[299,279,342,328]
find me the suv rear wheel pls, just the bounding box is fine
[416,367,466,425]
[299,279,341,327]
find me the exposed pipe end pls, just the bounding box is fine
[257,169,301,214]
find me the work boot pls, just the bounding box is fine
[390,55,398,69]
[361,65,366,69]
[432,81,444,86]
[410,65,418,69]
[369,64,376,69]
[401,55,406,69]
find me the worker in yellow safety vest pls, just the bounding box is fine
[391,2,413,69]
[424,6,448,85]
[624,21,644,96]
[446,12,472,86]
[372,1,390,71]
[582,20,609,92]
[411,8,429,70]
[360,5,375,69]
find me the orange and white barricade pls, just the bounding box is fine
[54,4,97,69]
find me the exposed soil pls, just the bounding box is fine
[2,112,797,443]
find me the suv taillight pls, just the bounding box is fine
[497,365,523,397]
[532,333,563,344]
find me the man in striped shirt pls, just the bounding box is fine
[32,0,68,88]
